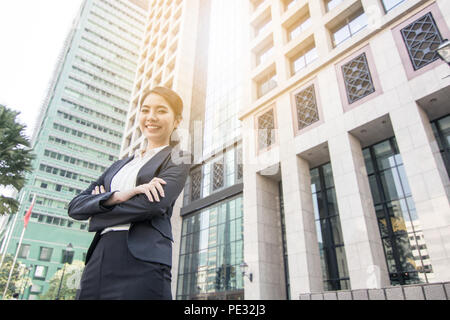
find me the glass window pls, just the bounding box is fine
[382,0,406,12]
[310,162,350,291]
[332,10,368,47]
[39,247,53,262]
[326,0,344,11]
[177,195,243,300]
[257,72,277,98]
[18,244,31,259]
[34,266,48,279]
[256,44,274,66]
[292,46,318,75]
[363,137,433,285]
[430,115,450,178]
[287,14,312,41]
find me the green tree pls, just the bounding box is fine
[39,260,84,300]
[0,254,32,299]
[0,105,35,215]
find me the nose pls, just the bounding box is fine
[145,108,158,121]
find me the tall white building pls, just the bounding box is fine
[240,0,450,299]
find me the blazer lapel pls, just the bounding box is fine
[104,156,134,192]
[135,145,172,186]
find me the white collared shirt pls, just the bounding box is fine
[100,145,168,235]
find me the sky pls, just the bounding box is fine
[0,0,83,199]
[0,0,84,139]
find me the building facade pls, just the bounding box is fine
[120,0,247,300]
[240,0,450,299]
[3,0,448,301]
[1,0,146,299]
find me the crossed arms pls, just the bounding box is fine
[68,156,190,232]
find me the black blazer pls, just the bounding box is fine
[68,146,191,267]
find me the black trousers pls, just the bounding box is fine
[76,230,172,300]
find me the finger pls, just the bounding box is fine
[154,182,165,197]
[91,189,96,195]
[144,189,154,202]
[100,185,106,193]
[149,185,160,202]
[154,178,167,185]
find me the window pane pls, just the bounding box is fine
[366,138,431,285]
[177,195,244,299]
[322,163,334,188]
[18,244,30,259]
[373,140,394,170]
[382,0,405,12]
[293,55,306,73]
[310,168,321,192]
[330,216,344,245]
[382,238,398,273]
[397,165,411,197]
[380,169,404,201]
[326,189,339,216]
[335,246,350,278]
[333,24,350,46]
[369,175,382,205]
[363,148,374,174]
[327,0,344,11]
[39,247,53,261]
[349,13,368,34]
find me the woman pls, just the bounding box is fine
[68,86,191,300]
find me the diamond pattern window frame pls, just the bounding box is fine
[401,12,444,71]
[290,79,324,136]
[341,52,375,105]
[335,44,383,112]
[296,85,320,130]
[190,169,202,202]
[236,146,243,181]
[392,3,449,81]
[255,105,278,153]
[212,159,225,191]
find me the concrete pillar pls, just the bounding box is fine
[390,102,450,283]
[242,169,287,299]
[280,155,324,297]
[328,133,391,290]
[171,194,184,298]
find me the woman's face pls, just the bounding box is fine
[139,93,180,147]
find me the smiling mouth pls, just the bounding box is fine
[145,124,161,130]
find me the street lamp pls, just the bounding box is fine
[239,262,253,282]
[55,243,74,300]
[436,39,450,65]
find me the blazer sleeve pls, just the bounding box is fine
[87,153,191,232]
[67,162,121,221]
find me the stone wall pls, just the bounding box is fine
[299,283,450,300]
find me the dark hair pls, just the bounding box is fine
[141,86,183,117]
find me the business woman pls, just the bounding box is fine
[68,86,191,300]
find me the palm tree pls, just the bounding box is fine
[0,105,34,215]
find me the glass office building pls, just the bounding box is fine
[177,0,246,300]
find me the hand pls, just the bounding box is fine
[134,178,167,202]
[91,185,106,195]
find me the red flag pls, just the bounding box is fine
[24,194,36,229]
